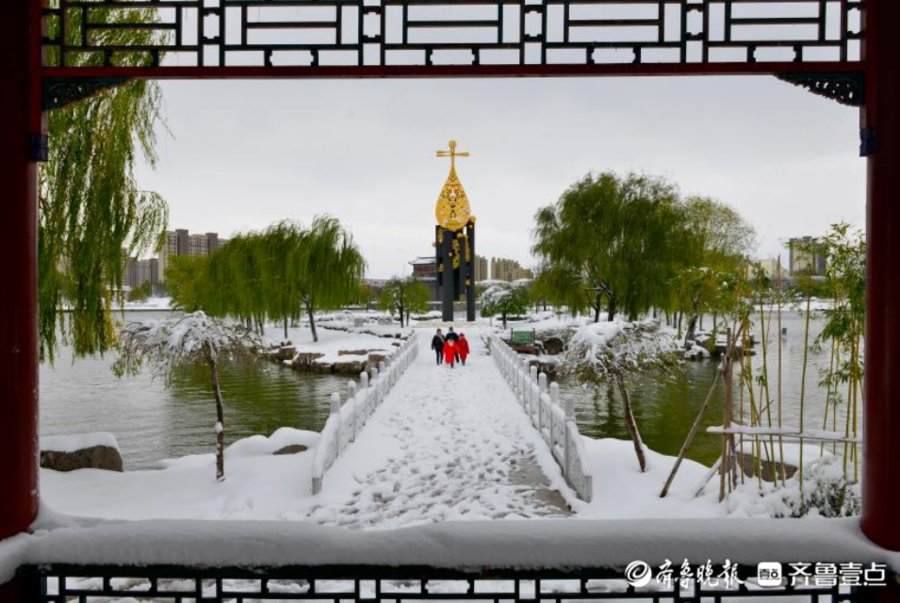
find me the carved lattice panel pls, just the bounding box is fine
[41,0,864,70]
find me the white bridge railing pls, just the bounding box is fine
[311,336,419,494]
[491,336,594,502]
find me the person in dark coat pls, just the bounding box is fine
[457,333,470,366]
[431,328,445,365]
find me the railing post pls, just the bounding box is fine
[359,371,372,420]
[529,365,539,423]
[564,392,575,477]
[370,366,379,408]
[549,382,560,452]
[537,372,548,433]
[378,361,386,403]
[347,381,358,441]
[520,358,530,403]
[330,392,342,455]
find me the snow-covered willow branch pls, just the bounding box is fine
[563,318,681,383]
[113,311,263,481]
[113,311,261,383]
[562,318,681,472]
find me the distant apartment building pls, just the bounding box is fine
[490,257,533,282]
[473,254,489,282]
[123,255,159,291]
[158,229,224,283]
[788,236,827,277]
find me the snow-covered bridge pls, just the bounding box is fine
[307,328,589,523]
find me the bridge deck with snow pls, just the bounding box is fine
[308,329,573,526]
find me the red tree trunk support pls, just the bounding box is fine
[862,0,900,552]
[0,0,41,543]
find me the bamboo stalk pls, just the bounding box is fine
[819,339,836,457]
[776,257,785,486]
[660,371,722,498]
[843,336,855,481]
[759,295,780,485]
[739,376,745,485]
[852,332,859,483]
[798,293,812,493]
[719,328,735,502]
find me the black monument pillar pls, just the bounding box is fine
[433,140,477,323]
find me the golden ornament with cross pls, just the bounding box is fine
[435,140,473,232]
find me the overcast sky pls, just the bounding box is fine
[135,75,864,279]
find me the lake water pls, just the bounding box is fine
[40,312,348,469]
[40,311,855,470]
[560,311,860,466]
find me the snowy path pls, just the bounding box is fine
[304,328,572,528]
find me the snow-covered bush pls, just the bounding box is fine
[566,318,681,378]
[725,456,860,518]
[564,318,681,472]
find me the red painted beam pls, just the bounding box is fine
[40,60,864,81]
[0,0,41,544]
[861,0,900,551]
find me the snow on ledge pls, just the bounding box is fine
[13,517,899,580]
[40,432,120,453]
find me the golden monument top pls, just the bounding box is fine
[435,139,472,232]
[436,139,470,172]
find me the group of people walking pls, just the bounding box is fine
[431,327,469,368]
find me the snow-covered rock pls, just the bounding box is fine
[40,432,123,473]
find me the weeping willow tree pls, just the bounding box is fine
[40,5,169,362]
[531,172,685,322]
[298,216,367,342]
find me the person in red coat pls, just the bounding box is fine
[443,339,457,368]
[457,333,470,366]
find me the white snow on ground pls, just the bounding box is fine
[41,429,319,520]
[303,328,573,527]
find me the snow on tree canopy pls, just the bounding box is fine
[567,318,681,376]
[113,311,261,381]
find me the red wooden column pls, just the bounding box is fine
[0,0,41,545]
[861,0,900,552]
